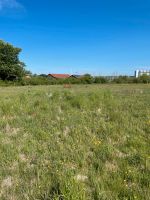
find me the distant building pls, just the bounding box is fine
[48,74,71,79]
[70,75,83,79]
[135,70,150,78]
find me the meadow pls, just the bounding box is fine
[0,84,150,200]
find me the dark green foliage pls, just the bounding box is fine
[113,76,133,84]
[0,40,26,80]
[21,76,57,85]
[80,74,94,84]
[138,74,150,83]
[94,76,108,83]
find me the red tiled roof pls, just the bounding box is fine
[48,74,71,79]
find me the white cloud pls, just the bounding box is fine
[0,0,23,10]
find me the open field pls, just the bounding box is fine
[0,84,150,200]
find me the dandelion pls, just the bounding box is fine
[93,139,102,146]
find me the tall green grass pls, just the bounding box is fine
[0,85,150,200]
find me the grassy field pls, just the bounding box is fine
[0,84,150,200]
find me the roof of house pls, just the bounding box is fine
[71,75,82,78]
[48,74,71,79]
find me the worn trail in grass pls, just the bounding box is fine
[0,85,150,200]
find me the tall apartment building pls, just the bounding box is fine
[135,70,150,78]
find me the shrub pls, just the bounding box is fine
[80,74,94,84]
[21,76,57,85]
[94,76,108,84]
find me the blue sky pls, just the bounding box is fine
[0,0,150,75]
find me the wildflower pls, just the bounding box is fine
[93,140,102,146]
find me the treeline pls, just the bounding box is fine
[0,74,150,86]
[0,40,150,86]
[18,74,150,85]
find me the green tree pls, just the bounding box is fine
[81,74,94,84]
[94,76,107,83]
[138,74,150,84]
[113,76,132,84]
[0,40,26,80]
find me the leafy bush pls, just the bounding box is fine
[138,75,150,84]
[20,76,57,85]
[112,76,133,84]
[80,74,94,84]
[94,76,108,84]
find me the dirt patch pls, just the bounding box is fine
[1,176,13,188]
[5,124,20,136]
